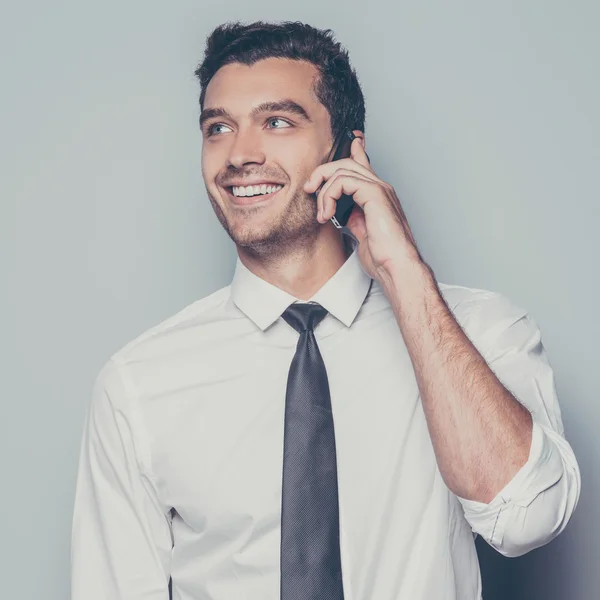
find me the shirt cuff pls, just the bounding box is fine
[456,420,564,546]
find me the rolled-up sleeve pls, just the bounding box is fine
[456,292,581,558]
[71,358,173,599]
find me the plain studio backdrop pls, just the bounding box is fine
[3,1,598,598]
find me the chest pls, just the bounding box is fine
[141,320,437,533]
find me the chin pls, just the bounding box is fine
[230,221,291,250]
[212,186,320,250]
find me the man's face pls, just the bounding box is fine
[200,58,334,256]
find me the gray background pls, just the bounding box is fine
[3,1,598,598]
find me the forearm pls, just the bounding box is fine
[379,260,533,503]
[465,421,581,557]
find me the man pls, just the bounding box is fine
[71,20,581,600]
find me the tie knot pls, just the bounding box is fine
[281,302,328,334]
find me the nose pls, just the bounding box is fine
[226,129,266,169]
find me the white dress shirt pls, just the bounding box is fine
[71,234,580,600]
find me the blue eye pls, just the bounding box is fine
[205,117,292,137]
[267,117,292,129]
[206,123,231,136]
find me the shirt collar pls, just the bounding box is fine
[230,235,373,331]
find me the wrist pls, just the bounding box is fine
[378,259,441,324]
[377,257,436,296]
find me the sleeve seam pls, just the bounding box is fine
[109,358,163,497]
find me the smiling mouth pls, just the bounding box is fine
[225,185,284,206]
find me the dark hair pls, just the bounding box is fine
[194,20,366,142]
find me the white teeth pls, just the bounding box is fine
[231,184,282,197]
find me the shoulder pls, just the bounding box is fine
[108,284,233,368]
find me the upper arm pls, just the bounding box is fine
[463,291,564,433]
[71,359,173,600]
[455,291,581,555]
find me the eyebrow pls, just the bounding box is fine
[199,99,313,129]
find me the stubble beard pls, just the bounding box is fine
[206,184,322,261]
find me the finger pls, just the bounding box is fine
[316,170,375,221]
[316,167,379,215]
[304,157,380,193]
[350,137,371,170]
[318,173,376,221]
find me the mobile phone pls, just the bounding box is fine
[320,128,357,228]
[316,128,370,229]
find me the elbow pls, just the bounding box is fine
[495,461,581,559]
[498,533,555,559]
[499,523,564,559]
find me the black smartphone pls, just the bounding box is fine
[317,128,357,228]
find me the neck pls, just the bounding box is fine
[237,226,352,301]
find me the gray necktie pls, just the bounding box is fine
[280,302,345,600]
